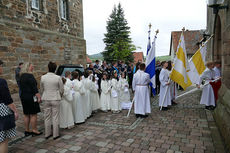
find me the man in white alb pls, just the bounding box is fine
[132,63,151,118]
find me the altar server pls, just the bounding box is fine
[132,63,151,118]
[159,61,171,110]
[197,61,215,110]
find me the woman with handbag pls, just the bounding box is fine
[0,60,18,153]
[19,62,42,136]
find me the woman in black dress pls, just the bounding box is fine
[19,63,42,136]
[0,60,18,153]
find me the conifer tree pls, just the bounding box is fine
[103,3,135,63]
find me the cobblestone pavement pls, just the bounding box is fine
[8,88,226,153]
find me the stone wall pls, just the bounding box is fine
[0,0,86,92]
[207,0,230,151]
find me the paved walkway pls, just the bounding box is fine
[8,88,226,153]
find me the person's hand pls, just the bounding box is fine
[166,82,170,85]
[36,93,41,103]
[38,97,42,103]
[14,112,19,120]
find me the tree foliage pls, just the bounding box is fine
[103,3,135,63]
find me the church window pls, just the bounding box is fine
[60,0,69,20]
[32,0,40,10]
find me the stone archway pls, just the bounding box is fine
[213,15,222,61]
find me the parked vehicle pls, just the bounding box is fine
[56,64,84,77]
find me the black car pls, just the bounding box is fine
[56,64,84,77]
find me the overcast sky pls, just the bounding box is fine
[83,0,207,56]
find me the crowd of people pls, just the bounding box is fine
[0,58,221,152]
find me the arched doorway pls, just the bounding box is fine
[213,15,222,61]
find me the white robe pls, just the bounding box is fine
[72,79,85,123]
[110,78,121,111]
[80,79,88,119]
[119,78,131,109]
[100,80,111,111]
[159,68,171,107]
[84,77,92,118]
[199,68,215,106]
[59,85,74,128]
[132,70,151,115]
[65,78,73,88]
[90,81,100,111]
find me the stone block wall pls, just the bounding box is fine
[207,0,230,151]
[0,0,86,92]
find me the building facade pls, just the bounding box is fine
[169,30,204,60]
[207,0,230,151]
[0,0,86,92]
[133,52,144,64]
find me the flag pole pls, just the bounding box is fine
[201,34,214,47]
[127,95,135,117]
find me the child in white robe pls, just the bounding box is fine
[159,61,171,110]
[90,75,100,112]
[80,76,87,120]
[110,71,121,113]
[100,72,111,112]
[197,61,216,110]
[84,70,93,118]
[72,71,85,124]
[119,72,131,110]
[59,78,74,129]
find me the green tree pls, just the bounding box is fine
[103,3,135,63]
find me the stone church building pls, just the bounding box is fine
[0,0,86,91]
[207,0,230,151]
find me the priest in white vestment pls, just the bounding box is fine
[132,63,151,118]
[197,62,215,110]
[159,61,171,110]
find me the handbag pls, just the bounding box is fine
[0,103,16,131]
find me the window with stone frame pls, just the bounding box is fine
[60,0,69,20]
[31,0,40,10]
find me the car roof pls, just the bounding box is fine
[58,64,83,68]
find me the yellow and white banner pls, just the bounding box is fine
[188,44,207,85]
[170,32,192,90]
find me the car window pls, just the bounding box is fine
[60,67,84,77]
